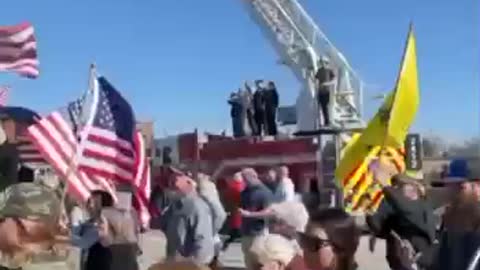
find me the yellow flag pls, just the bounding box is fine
[336,25,419,214]
[361,25,420,148]
[335,25,420,181]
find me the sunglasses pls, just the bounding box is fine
[298,232,331,251]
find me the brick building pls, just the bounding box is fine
[136,121,155,159]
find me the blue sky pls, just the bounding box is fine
[1,0,479,140]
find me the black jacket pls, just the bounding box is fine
[253,90,265,112]
[264,88,279,110]
[367,187,436,269]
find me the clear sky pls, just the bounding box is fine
[1,0,479,140]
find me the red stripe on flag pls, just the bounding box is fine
[0,22,39,78]
[0,86,9,106]
[132,131,151,228]
[26,111,114,201]
[78,127,136,182]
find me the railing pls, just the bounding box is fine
[244,0,364,126]
[272,0,364,119]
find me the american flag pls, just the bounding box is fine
[27,78,151,225]
[132,131,151,228]
[27,96,116,201]
[76,76,137,182]
[0,86,9,106]
[0,22,39,78]
[17,129,46,168]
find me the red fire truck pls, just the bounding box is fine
[152,131,340,209]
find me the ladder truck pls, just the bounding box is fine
[241,0,366,206]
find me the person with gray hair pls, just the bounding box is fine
[240,201,309,254]
[165,173,215,265]
[240,168,274,270]
[250,234,307,270]
[196,173,227,268]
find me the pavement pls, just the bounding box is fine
[24,230,389,270]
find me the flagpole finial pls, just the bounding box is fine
[409,21,414,31]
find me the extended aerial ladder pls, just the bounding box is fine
[242,0,366,206]
[242,0,364,130]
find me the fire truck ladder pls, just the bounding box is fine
[242,0,365,130]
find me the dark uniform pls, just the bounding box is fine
[253,88,265,136]
[315,66,335,126]
[264,82,279,136]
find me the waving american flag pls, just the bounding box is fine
[27,76,150,225]
[76,76,136,182]
[0,22,39,78]
[27,95,115,200]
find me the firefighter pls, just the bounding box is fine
[264,81,279,136]
[253,80,266,136]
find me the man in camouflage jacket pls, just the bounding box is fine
[0,182,63,269]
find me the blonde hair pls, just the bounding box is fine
[250,234,296,266]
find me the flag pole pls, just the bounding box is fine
[59,63,98,217]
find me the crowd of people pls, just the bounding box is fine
[1,159,480,270]
[228,80,279,138]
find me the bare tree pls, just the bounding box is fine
[422,135,447,158]
[447,137,480,158]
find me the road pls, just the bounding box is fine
[24,230,389,270]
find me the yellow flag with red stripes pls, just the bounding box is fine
[336,25,420,213]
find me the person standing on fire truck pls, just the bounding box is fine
[253,80,266,136]
[264,81,279,136]
[315,56,336,127]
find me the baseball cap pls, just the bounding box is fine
[432,159,480,187]
[0,183,61,222]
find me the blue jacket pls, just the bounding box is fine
[240,183,273,236]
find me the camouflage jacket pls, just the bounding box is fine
[0,182,61,222]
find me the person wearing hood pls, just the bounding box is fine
[240,168,274,270]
